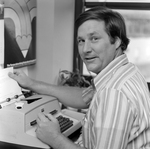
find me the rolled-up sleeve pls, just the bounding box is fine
[82,85,95,105]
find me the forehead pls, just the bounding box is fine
[77,20,106,37]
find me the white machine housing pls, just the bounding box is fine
[0,95,84,149]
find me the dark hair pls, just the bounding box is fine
[75,6,130,51]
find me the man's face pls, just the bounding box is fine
[77,20,118,74]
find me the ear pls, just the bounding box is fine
[115,37,121,50]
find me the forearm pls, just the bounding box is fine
[28,79,88,109]
[50,133,86,149]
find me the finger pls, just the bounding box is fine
[8,72,16,79]
[46,113,57,123]
[36,117,41,125]
[38,112,49,122]
[8,70,20,80]
[36,118,48,131]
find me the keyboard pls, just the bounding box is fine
[26,109,84,137]
[57,115,73,133]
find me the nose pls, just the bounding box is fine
[83,40,92,53]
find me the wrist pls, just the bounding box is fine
[48,132,62,149]
[27,78,36,90]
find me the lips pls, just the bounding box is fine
[85,57,97,62]
[85,57,96,60]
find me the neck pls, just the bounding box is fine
[115,48,123,58]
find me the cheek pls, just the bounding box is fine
[78,47,83,59]
[95,43,113,56]
[93,44,113,65]
[93,45,105,58]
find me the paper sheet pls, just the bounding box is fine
[0,67,23,103]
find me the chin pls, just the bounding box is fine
[87,67,98,74]
[85,63,100,74]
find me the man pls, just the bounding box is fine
[9,6,150,149]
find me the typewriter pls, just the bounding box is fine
[0,95,84,149]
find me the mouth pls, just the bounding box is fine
[85,57,97,62]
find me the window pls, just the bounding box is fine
[118,9,150,82]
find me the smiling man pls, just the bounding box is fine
[9,6,150,149]
[77,19,122,74]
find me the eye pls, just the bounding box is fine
[91,36,99,42]
[77,38,85,45]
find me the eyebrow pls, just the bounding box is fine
[77,31,99,39]
[89,31,99,36]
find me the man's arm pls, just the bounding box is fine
[29,80,88,109]
[8,70,88,109]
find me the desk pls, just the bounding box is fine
[0,128,82,149]
[0,141,43,149]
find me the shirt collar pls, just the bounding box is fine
[93,54,129,91]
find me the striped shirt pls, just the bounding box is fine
[81,54,150,149]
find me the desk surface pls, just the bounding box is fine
[0,128,82,149]
[0,141,44,149]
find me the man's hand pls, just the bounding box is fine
[8,69,32,89]
[36,112,61,146]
